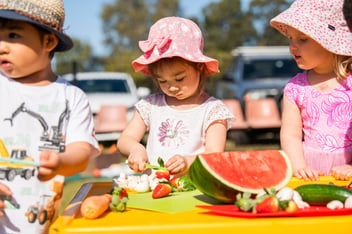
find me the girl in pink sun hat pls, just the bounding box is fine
[118,17,235,175]
[270,0,352,181]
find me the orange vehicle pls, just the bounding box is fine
[26,180,63,225]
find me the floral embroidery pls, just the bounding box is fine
[286,73,352,155]
[322,91,352,128]
[316,134,341,152]
[158,119,189,147]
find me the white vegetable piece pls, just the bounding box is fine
[255,190,267,199]
[326,200,344,210]
[295,200,310,209]
[134,181,150,193]
[276,187,294,201]
[344,196,352,208]
[292,191,303,203]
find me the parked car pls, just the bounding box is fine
[216,46,302,143]
[216,46,301,109]
[62,72,150,142]
[62,72,150,115]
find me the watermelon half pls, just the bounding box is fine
[188,150,292,203]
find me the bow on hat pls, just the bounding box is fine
[139,35,171,54]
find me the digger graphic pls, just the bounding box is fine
[4,100,70,153]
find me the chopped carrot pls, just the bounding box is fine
[80,194,112,219]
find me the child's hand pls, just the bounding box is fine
[37,150,61,182]
[127,146,148,172]
[0,183,12,217]
[331,165,352,180]
[165,155,187,175]
[294,167,323,181]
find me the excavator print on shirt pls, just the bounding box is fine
[4,100,70,153]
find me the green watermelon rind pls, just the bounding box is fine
[189,156,239,203]
[188,150,293,203]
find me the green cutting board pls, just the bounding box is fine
[128,190,222,213]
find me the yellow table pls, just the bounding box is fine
[50,177,352,234]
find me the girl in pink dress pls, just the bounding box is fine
[271,0,352,181]
[117,17,235,176]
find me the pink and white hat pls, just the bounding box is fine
[132,17,219,77]
[270,0,352,56]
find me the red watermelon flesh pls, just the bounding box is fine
[188,150,292,203]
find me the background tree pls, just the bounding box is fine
[101,0,180,89]
[201,0,257,93]
[54,38,104,75]
[55,0,295,91]
[249,0,293,45]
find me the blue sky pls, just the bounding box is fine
[63,0,249,56]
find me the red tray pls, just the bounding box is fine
[196,205,352,218]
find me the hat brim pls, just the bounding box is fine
[132,52,219,77]
[0,10,73,52]
[270,10,352,56]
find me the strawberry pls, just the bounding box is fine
[152,183,172,199]
[155,170,170,180]
[118,188,128,200]
[255,196,279,213]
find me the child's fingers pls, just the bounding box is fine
[331,165,352,180]
[0,183,11,196]
[0,200,6,210]
[295,168,319,181]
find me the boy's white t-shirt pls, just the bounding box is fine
[136,93,235,165]
[0,74,99,234]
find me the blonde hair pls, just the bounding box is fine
[334,54,352,82]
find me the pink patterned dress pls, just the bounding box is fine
[284,71,352,175]
[135,93,235,165]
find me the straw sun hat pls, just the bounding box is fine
[270,0,352,56]
[0,0,73,51]
[132,16,219,77]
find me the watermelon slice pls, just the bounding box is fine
[188,150,292,203]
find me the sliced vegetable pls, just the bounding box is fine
[145,163,167,171]
[279,200,299,212]
[326,200,344,210]
[80,194,112,219]
[344,196,352,208]
[110,187,128,212]
[145,157,167,171]
[170,175,196,192]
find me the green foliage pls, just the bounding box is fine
[249,0,294,45]
[54,38,105,75]
[202,0,256,52]
[55,0,295,88]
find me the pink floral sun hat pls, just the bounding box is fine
[270,0,352,56]
[132,16,219,77]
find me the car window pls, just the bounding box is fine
[243,58,300,80]
[74,79,131,93]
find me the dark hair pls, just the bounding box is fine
[0,18,56,58]
[148,57,207,91]
[343,0,352,32]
